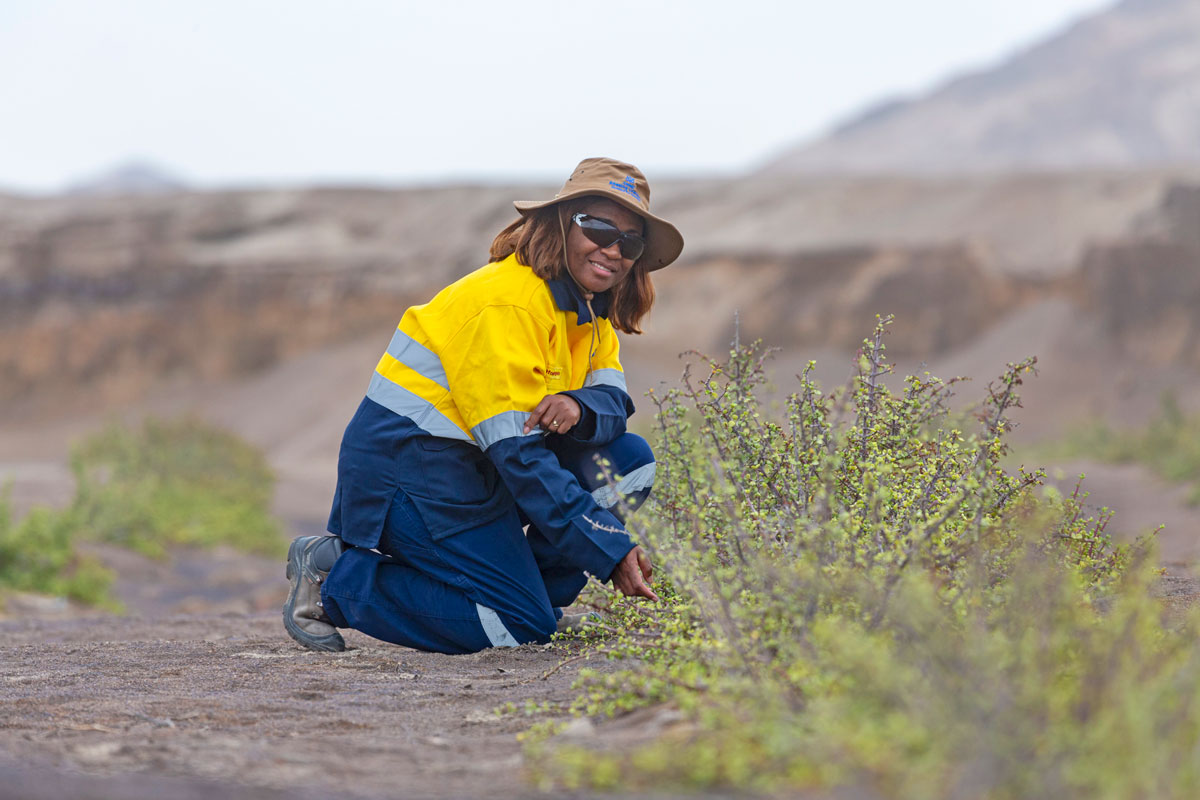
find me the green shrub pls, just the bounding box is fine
[531,318,1196,799]
[1049,392,1200,505]
[1,417,284,609]
[71,417,284,559]
[0,490,118,610]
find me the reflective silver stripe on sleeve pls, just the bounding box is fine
[476,604,519,648]
[366,372,474,443]
[385,328,449,389]
[584,368,627,393]
[470,410,542,451]
[591,461,657,509]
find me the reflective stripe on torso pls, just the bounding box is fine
[364,254,625,449]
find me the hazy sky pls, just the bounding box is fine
[0,0,1113,192]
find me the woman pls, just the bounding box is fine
[282,157,683,654]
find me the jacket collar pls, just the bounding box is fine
[547,276,610,324]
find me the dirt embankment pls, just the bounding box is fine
[1080,185,1200,369]
[650,243,1023,359]
[1,170,1194,421]
[0,188,506,414]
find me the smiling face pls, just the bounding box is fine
[564,198,645,294]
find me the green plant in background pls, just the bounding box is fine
[529,317,1196,799]
[0,490,117,610]
[0,417,283,610]
[72,417,283,559]
[1051,392,1200,506]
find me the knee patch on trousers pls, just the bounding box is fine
[589,461,655,512]
[476,602,557,647]
[588,432,656,514]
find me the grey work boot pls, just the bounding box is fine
[283,535,346,652]
[555,611,604,634]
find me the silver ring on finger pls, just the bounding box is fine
[551,420,560,427]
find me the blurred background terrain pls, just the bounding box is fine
[3,1,1200,796]
[1,0,1199,609]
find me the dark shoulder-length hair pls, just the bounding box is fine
[487,198,655,335]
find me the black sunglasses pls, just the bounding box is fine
[571,213,646,261]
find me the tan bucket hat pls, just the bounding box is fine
[513,157,684,271]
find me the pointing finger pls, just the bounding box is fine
[524,398,551,433]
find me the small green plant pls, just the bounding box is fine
[72,417,284,559]
[1,417,284,609]
[1049,392,1200,505]
[529,317,1194,799]
[0,489,117,610]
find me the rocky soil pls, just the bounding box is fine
[0,612,601,800]
[0,540,1194,800]
[0,541,624,800]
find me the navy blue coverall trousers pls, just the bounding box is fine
[319,431,654,654]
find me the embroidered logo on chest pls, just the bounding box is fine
[547,367,563,381]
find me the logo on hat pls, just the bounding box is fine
[608,175,642,202]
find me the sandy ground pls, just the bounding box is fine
[0,543,738,800]
[0,534,654,799]
[0,539,1194,800]
[0,613,605,800]
[0,499,1195,800]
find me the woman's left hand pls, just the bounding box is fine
[524,394,582,435]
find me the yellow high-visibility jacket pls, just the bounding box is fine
[367,253,627,448]
[328,254,637,579]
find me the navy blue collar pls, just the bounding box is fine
[547,276,610,324]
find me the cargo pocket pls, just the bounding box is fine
[407,436,512,540]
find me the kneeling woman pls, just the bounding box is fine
[283,158,683,654]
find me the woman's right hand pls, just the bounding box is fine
[611,545,658,601]
[524,393,582,435]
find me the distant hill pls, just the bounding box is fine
[66,160,188,196]
[764,0,1200,174]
